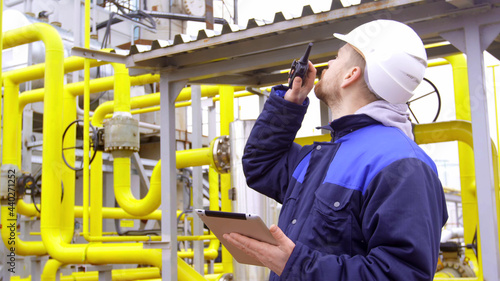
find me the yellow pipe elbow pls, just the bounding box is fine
[41,259,63,281]
[413,121,473,147]
[113,157,161,216]
[114,147,211,217]
[1,205,46,256]
[177,257,207,281]
[17,199,40,217]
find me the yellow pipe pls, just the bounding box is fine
[110,159,163,218]
[445,54,482,278]
[208,166,222,259]
[82,0,92,248]
[90,151,103,239]
[177,235,217,241]
[17,198,166,220]
[176,148,212,168]
[219,85,234,273]
[61,85,77,245]
[127,106,161,116]
[0,23,70,257]
[66,267,160,281]
[106,63,157,217]
[2,79,21,167]
[178,256,207,281]
[87,61,130,238]
[92,85,245,127]
[1,206,46,255]
[67,73,159,98]
[204,263,224,274]
[0,0,2,171]
[205,274,226,281]
[112,63,131,112]
[174,91,255,108]
[427,59,450,68]
[41,259,63,281]
[105,88,256,118]
[6,22,162,270]
[2,56,107,85]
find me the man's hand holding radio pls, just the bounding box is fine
[285,61,317,105]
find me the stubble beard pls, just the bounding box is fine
[314,78,342,111]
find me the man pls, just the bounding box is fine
[223,20,448,280]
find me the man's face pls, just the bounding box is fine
[314,45,350,107]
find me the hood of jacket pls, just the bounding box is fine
[355,100,414,140]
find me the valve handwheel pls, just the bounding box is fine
[407,78,441,124]
[62,119,99,171]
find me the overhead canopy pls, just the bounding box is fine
[124,0,500,86]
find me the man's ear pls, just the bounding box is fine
[340,66,362,88]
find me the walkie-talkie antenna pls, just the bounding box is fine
[289,43,314,89]
[300,43,313,64]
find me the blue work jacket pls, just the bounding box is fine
[242,86,448,281]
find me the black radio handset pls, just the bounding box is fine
[288,43,313,89]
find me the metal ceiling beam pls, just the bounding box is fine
[126,0,427,68]
[124,0,500,88]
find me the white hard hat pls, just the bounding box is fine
[334,20,427,104]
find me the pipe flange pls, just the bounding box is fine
[103,115,140,158]
[438,260,476,277]
[210,136,230,173]
[218,273,234,281]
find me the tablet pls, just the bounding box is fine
[195,209,277,266]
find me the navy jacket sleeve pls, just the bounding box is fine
[280,158,448,280]
[242,86,309,204]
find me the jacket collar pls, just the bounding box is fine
[317,114,381,142]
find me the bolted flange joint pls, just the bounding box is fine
[103,114,140,158]
[210,135,231,173]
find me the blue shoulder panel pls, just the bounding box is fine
[292,151,312,184]
[323,124,437,194]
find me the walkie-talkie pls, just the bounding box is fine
[288,43,313,89]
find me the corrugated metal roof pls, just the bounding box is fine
[122,0,500,86]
